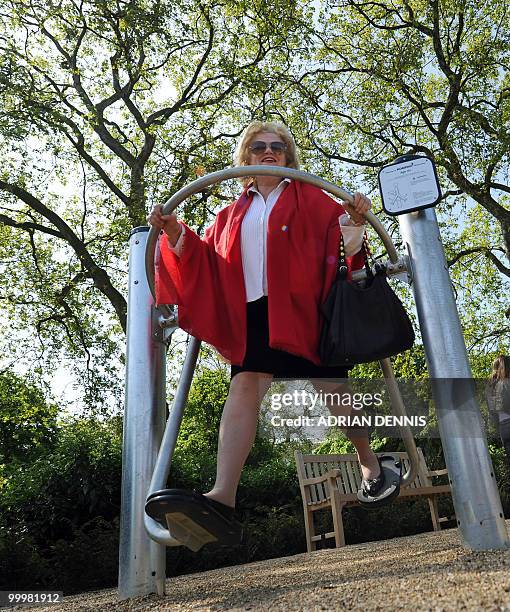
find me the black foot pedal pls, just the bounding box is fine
[145,489,242,551]
[357,454,402,508]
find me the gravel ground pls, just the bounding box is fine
[6,525,510,612]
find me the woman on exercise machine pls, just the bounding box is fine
[146,121,396,549]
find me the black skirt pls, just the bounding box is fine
[230,297,349,380]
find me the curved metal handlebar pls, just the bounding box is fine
[145,166,399,309]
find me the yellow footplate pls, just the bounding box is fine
[165,512,218,552]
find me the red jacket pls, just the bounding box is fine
[155,180,364,365]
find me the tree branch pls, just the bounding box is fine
[0,179,127,330]
[0,213,64,238]
[447,246,510,277]
[489,182,510,195]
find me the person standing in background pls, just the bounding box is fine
[486,355,510,468]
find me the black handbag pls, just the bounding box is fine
[319,233,415,366]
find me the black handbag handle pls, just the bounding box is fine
[338,231,374,279]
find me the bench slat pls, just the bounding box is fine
[339,462,352,494]
[319,462,331,500]
[304,461,318,504]
[345,461,359,493]
[311,461,328,502]
[318,462,330,502]
[311,531,336,542]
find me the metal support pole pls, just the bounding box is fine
[379,358,419,487]
[118,227,169,599]
[399,208,508,550]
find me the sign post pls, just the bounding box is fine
[380,155,508,549]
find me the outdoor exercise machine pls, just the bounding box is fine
[118,165,509,600]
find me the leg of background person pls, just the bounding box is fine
[204,372,273,508]
[499,419,510,471]
[311,380,380,480]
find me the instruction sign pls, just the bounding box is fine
[378,155,441,216]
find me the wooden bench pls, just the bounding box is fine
[294,448,452,552]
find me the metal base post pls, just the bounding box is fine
[118,227,168,599]
[399,209,508,550]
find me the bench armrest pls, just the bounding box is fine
[428,469,448,477]
[301,468,341,486]
[324,468,342,480]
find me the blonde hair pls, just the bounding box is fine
[491,355,510,383]
[233,121,300,186]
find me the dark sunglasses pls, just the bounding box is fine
[248,141,287,154]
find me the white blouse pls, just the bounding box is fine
[168,179,365,302]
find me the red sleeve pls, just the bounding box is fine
[153,210,241,358]
[155,221,218,306]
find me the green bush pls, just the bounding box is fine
[0,370,59,464]
[0,416,123,593]
[49,518,119,594]
[1,417,122,544]
[0,527,52,590]
[165,505,305,578]
[0,518,119,593]
[238,455,300,509]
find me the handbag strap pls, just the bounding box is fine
[338,231,373,279]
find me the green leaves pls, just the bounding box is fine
[0,370,59,465]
